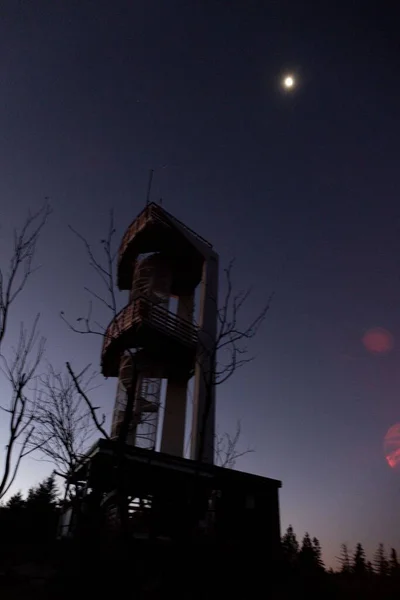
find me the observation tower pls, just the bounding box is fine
[61,202,282,560]
[101,202,218,463]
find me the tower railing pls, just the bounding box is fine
[102,296,198,356]
[118,203,212,266]
[119,207,153,260]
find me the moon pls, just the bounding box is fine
[283,75,295,89]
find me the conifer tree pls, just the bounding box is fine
[312,536,325,571]
[282,525,300,566]
[389,548,399,577]
[373,543,389,577]
[337,543,351,574]
[352,542,367,577]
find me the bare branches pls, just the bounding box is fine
[0,204,49,498]
[60,301,105,337]
[1,314,45,389]
[0,426,35,500]
[62,215,144,452]
[0,318,46,500]
[66,362,110,442]
[196,259,272,463]
[62,211,118,337]
[29,365,98,478]
[200,259,272,389]
[215,421,254,469]
[0,203,50,349]
[213,260,272,385]
[199,259,272,390]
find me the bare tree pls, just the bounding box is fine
[60,214,118,340]
[62,219,271,465]
[0,204,50,347]
[214,259,271,384]
[0,203,50,500]
[214,420,253,469]
[66,362,110,442]
[61,214,146,535]
[0,318,45,499]
[196,260,272,462]
[29,365,98,479]
[61,213,156,450]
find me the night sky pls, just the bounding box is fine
[1,1,400,567]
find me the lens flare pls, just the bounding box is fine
[384,424,400,468]
[362,328,394,355]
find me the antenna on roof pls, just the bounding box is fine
[146,169,154,206]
